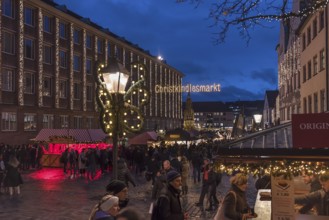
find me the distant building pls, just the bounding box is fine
[0,0,183,145]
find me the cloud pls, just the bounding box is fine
[250,68,277,85]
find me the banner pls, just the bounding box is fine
[292,113,329,148]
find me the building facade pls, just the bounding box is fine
[277,0,328,123]
[0,0,183,145]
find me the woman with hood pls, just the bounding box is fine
[89,194,120,220]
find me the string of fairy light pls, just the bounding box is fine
[213,160,329,179]
[95,61,149,137]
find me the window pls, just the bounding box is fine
[86,117,93,129]
[86,34,92,48]
[1,112,17,131]
[73,29,80,44]
[313,55,318,75]
[1,68,14,92]
[320,90,325,112]
[86,58,92,75]
[298,71,301,88]
[24,38,35,59]
[303,97,307,114]
[313,18,317,39]
[320,49,325,70]
[302,65,306,83]
[307,27,311,45]
[24,7,34,26]
[24,114,36,131]
[73,55,81,71]
[24,72,35,94]
[43,114,54,129]
[73,116,82,128]
[320,11,325,31]
[73,83,81,99]
[2,0,14,18]
[86,85,93,101]
[59,22,67,39]
[307,61,312,80]
[2,31,15,54]
[59,80,67,98]
[314,93,318,113]
[308,95,312,113]
[43,77,52,96]
[302,33,306,50]
[43,15,52,33]
[43,45,52,64]
[60,115,69,128]
[59,50,67,68]
[97,38,103,54]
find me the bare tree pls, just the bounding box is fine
[177,0,329,44]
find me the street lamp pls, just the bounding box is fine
[95,57,149,180]
[253,114,262,131]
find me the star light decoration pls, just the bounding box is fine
[95,61,150,138]
[213,160,329,179]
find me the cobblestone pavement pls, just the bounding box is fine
[0,168,258,220]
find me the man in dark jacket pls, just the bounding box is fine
[153,170,188,220]
[295,172,329,216]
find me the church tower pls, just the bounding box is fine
[183,93,195,131]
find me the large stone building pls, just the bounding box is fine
[0,0,183,145]
[277,0,328,123]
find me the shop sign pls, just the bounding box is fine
[292,113,329,148]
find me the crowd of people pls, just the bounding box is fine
[2,141,329,220]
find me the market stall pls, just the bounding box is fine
[32,129,109,167]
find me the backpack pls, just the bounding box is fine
[151,194,169,220]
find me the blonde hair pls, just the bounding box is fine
[230,173,248,186]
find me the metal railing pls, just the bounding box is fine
[217,122,292,151]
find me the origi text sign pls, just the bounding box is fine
[292,113,329,148]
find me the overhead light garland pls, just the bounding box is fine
[214,159,329,179]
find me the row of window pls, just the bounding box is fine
[194,112,226,116]
[1,68,94,100]
[302,49,325,83]
[1,112,95,131]
[303,90,326,114]
[3,0,107,54]
[2,31,94,73]
[302,11,325,50]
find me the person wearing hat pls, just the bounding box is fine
[106,180,129,208]
[89,194,120,220]
[152,170,188,220]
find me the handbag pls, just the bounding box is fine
[214,191,237,220]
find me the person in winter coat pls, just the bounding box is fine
[117,157,136,187]
[3,154,23,196]
[89,194,120,220]
[106,180,129,209]
[295,172,329,216]
[214,173,256,220]
[180,156,190,195]
[153,170,188,220]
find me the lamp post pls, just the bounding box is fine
[95,57,149,180]
[253,114,262,131]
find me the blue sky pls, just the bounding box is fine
[55,0,280,102]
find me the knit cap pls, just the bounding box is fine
[106,180,127,194]
[167,170,181,182]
